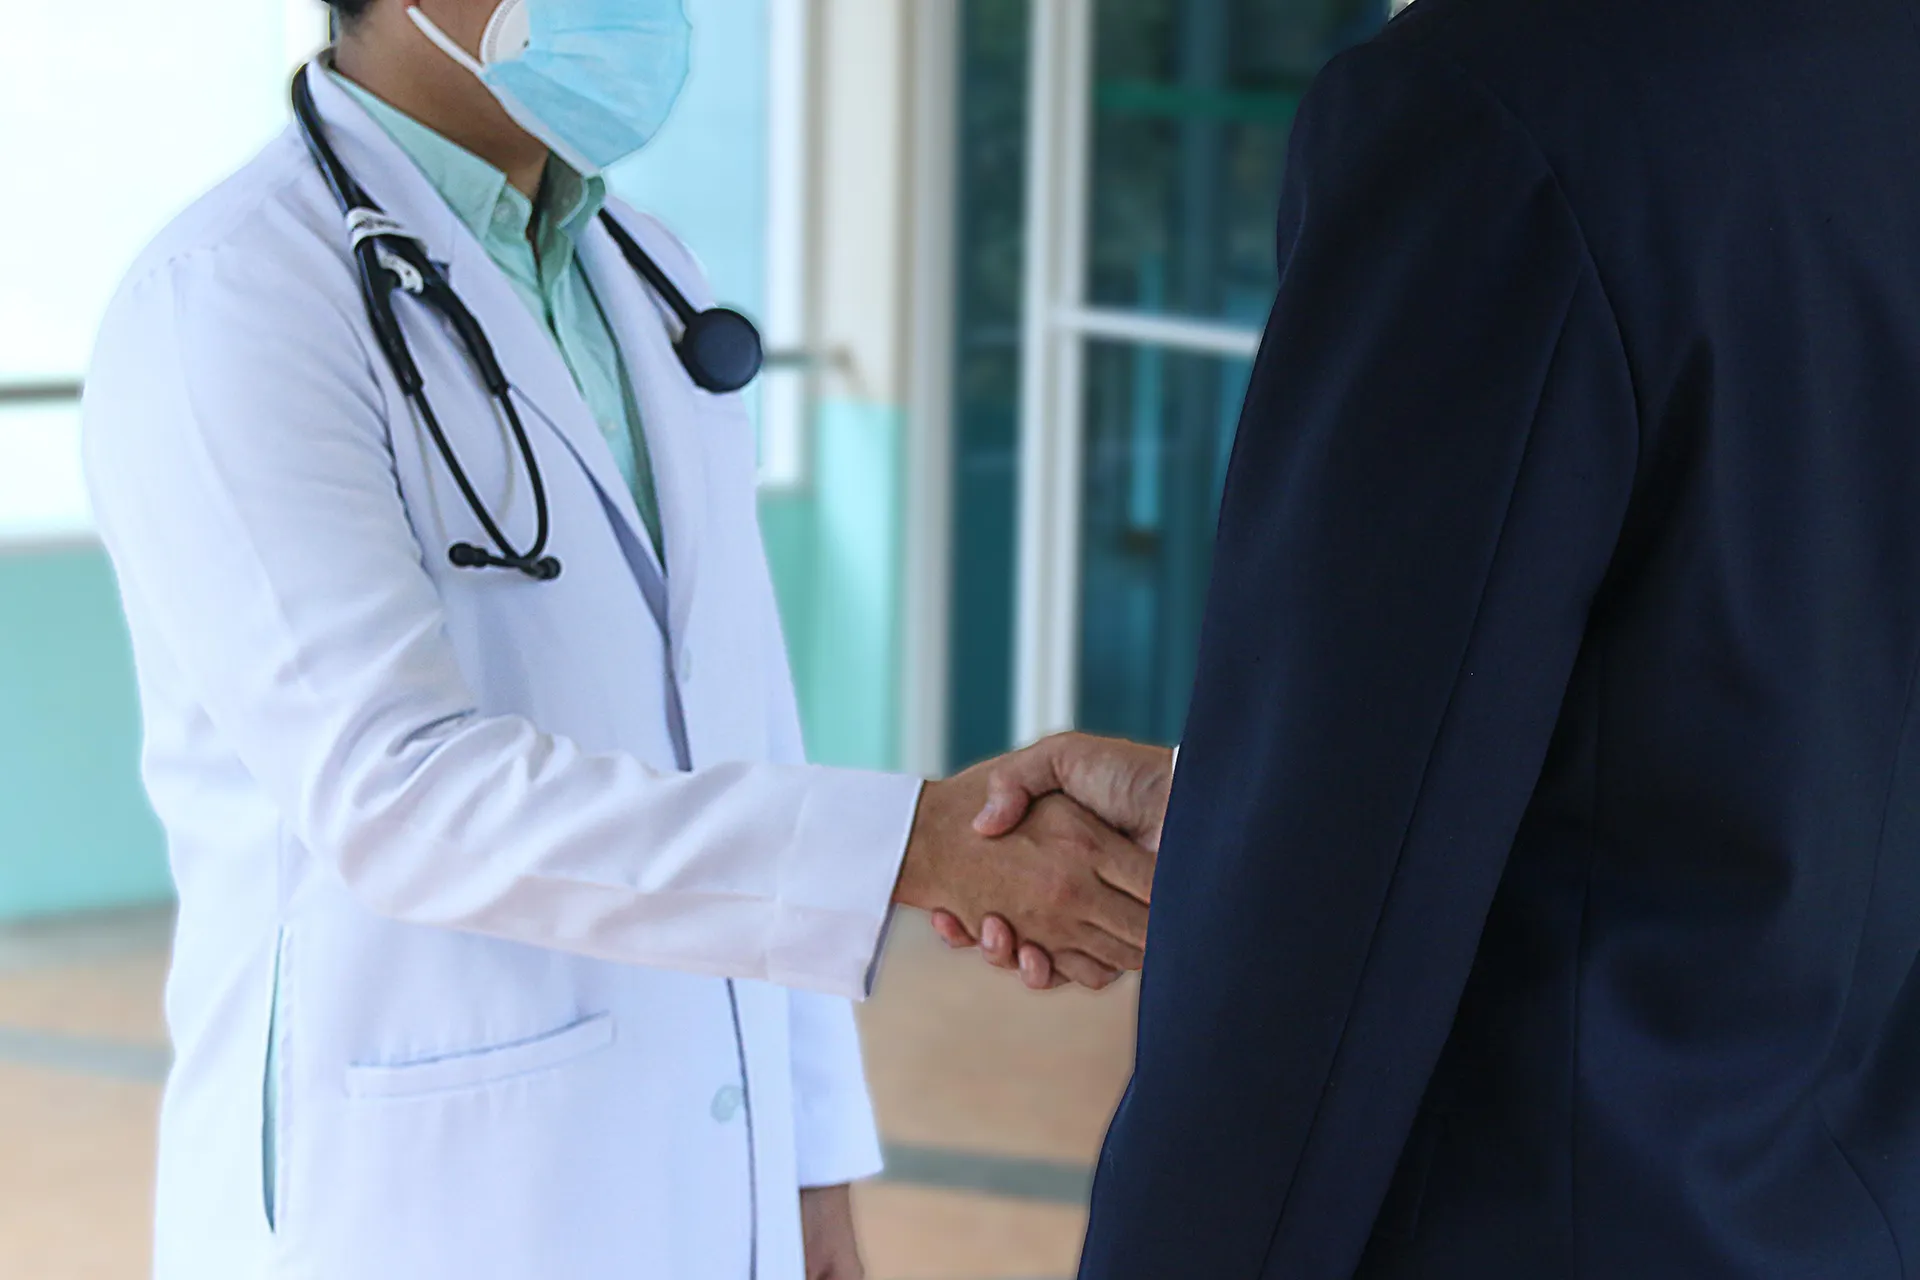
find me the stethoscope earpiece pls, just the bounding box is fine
[292,66,762,586]
[451,543,564,581]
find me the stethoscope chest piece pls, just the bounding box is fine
[679,307,765,395]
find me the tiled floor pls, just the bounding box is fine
[0,907,1136,1279]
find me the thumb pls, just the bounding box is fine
[972,734,1079,835]
[972,778,1032,836]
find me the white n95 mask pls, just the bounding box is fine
[408,0,692,175]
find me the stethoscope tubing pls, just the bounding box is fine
[289,64,760,583]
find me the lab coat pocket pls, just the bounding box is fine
[343,1013,616,1100]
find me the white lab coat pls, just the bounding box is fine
[81,65,922,1280]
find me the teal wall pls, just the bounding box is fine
[611,0,770,321]
[0,548,168,919]
[764,402,906,772]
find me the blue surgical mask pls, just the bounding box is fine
[408,0,692,175]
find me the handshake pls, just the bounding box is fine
[892,733,1175,993]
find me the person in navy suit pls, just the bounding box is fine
[942,0,1920,1273]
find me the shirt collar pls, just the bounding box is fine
[327,70,607,264]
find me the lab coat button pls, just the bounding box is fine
[677,646,694,684]
[710,1085,745,1123]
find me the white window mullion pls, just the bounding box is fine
[757,0,813,489]
[1013,0,1097,745]
[899,0,961,776]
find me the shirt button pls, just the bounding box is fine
[710,1085,744,1123]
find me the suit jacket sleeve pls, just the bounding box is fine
[1078,39,1638,1279]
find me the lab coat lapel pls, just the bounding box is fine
[577,219,707,647]
[304,64,666,581]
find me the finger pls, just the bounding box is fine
[1052,950,1122,992]
[930,911,976,949]
[980,916,1021,970]
[1089,830,1157,905]
[1068,923,1146,974]
[1081,880,1152,953]
[1017,943,1055,990]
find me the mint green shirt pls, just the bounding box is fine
[332,73,665,554]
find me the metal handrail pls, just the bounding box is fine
[0,362,838,403]
[0,380,84,407]
[0,359,843,405]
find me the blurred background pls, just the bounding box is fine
[0,1,1395,1275]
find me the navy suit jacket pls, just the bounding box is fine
[1079,1,1920,1276]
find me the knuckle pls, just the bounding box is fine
[1062,827,1100,865]
[1044,868,1082,914]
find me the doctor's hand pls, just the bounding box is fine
[895,763,1153,991]
[930,734,1174,991]
[800,1184,864,1280]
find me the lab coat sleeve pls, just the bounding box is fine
[757,542,887,1187]
[81,245,922,1002]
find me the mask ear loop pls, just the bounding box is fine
[406,7,491,75]
[406,3,530,71]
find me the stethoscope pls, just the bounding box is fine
[290,66,765,582]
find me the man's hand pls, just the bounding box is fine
[896,758,1153,990]
[800,1185,863,1280]
[930,734,1174,990]
[976,732,1175,848]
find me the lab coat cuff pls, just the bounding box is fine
[795,1089,887,1189]
[767,771,923,1000]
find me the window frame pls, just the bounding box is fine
[1012,0,1266,742]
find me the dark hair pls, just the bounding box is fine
[325,0,377,26]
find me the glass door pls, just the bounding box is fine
[946,0,1036,769]
[944,0,1391,765]
[1013,0,1390,746]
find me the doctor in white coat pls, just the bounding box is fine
[79,2,1155,1277]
